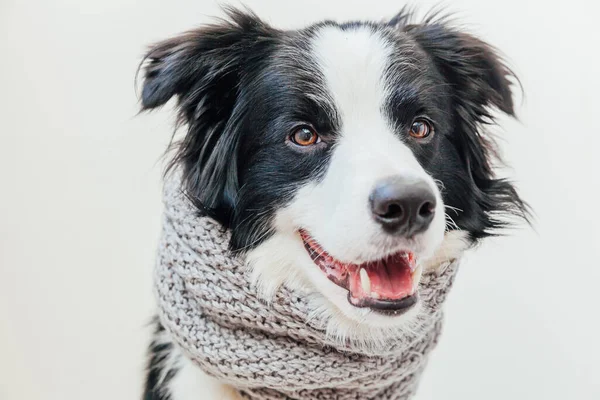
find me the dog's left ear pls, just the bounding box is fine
[401,19,529,236]
[403,22,515,118]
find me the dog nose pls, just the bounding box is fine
[369,177,437,236]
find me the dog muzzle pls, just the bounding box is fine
[155,176,460,400]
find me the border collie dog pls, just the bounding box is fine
[140,7,528,400]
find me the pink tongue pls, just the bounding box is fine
[348,258,413,300]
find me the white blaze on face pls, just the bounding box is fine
[286,26,445,263]
[247,26,448,328]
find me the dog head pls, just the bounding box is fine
[140,8,528,335]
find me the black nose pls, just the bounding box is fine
[369,177,437,236]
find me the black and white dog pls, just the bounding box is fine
[140,7,528,400]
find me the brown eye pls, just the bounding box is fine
[290,126,320,146]
[410,119,433,139]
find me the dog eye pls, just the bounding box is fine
[409,119,433,139]
[290,126,320,146]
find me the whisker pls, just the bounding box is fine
[443,205,463,216]
[445,213,460,231]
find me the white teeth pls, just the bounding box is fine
[411,265,423,293]
[360,268,371,294]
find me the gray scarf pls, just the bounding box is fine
[155,177,459,400]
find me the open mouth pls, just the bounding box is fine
[300,230,421,315]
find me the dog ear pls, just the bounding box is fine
[402,20,529,236]
[404,22,515,118]
[139,8,275,222]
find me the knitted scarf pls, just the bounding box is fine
[155,177,460,400]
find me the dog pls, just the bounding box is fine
[139,7,528,400]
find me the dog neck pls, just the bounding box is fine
[155,178,460,400]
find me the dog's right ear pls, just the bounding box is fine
[139,8,276,222]
[140,7,272,113]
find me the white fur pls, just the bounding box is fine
[305,26,445,264]
[248,26,447,331]
[168,26,470,400]
[167,230,470,400]
[151,326,184,396]
[423,230,470,273]
[167,345,243,400]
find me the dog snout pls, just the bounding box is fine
[369,176,437,237]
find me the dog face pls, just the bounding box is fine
[141,9,527,330]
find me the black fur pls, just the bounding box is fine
[139,8,529,397]
[143,319,176,400]
[395,14,529,239]
[402,15,528,238]
[141,9,279,226]
[140,8,528,250]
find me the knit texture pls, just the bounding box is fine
[155,177,460,400]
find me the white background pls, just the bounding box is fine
[1,0,599,399]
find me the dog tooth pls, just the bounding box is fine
[411,265,423,292]
[360,268,371,294]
